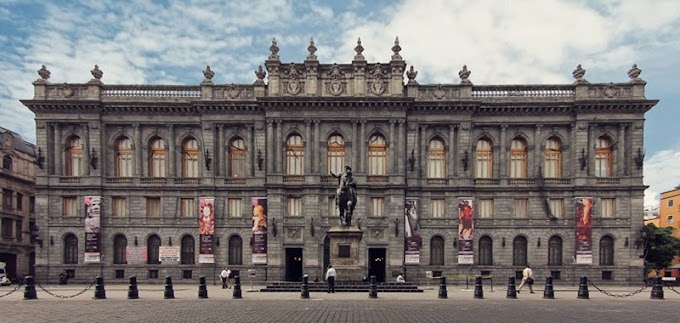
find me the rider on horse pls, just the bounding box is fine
[331,165,355,208]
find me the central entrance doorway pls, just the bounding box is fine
[285,248,303,282]
[368,248,386,283]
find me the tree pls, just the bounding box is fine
[643,223,680,276]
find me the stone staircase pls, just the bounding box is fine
[260,281,424,293]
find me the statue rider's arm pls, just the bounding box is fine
[330,171,339,179]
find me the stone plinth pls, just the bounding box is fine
[327,226,364,281]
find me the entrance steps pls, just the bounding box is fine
[260,281,424,293]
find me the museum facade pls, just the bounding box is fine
[22,39,657,284]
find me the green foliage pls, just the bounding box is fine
[643,224,680,274]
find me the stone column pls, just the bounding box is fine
[449,124,456,178]
[588,124,595,176]
[352,120,358,170]
[83,123,90,176]
[134,124,141,177]
[55,125,62,176]
[276,119,283,174]
[246,124,254,177]
[360,120,366,173]
[397,120,405,174]
[167,125,175,177]
[534,124,542,177]
[217,125,224,177]
[389,120,396,175]
[459,122,471,176]
[267,120,274,174]
[420,125,427,178]
[314,119,321,174]
[500,124,507,178]
[618,124,626,177]
[305,119,311,175]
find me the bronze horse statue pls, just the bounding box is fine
[338,183,357,226]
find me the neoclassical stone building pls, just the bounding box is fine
[22,39,657,284]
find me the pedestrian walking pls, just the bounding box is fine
[325,264,336,293]
[220,267,232,289]
[517,264,534,294]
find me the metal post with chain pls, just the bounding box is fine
[35,279,96,299]
[588,280,652,298]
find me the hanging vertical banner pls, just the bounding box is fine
[251,197,268,264]
[198,197,215,264]
[404,198,420,264]
[84,196,101,263]
[575,197,593,265]
[457,198,474,265]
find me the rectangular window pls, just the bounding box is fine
[328,197,339,217]
[432,199,445,218]
[16,193,23,211]
[2,189,12,209]
[146,198,161,218]
[228,198,242,218]
[15,220,22,240]
[371,197,385,217]
[1,218,12,240]
[112,197,127,217]
[601,198,616,218]
[478,199,494,218]
[148,270,159,279]
[183,270,193,279]
[668,215,674,224]
[115,270,125,279]
[63,197,78,217]
[669,200,674,207]
[514,199,528,218]
[288,197,301,216]
[180,198,195,218]
[549,199,564,219]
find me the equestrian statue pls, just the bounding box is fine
[331,165,357,226]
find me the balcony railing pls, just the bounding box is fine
[225,178,246,185]
[508,178,535,186]
[283,176,305,183]
[596,177,620,185]
[174,178,199,185]
[59,177,81,184]
[106,177,134,184]
[474,178,500,186]
[140,178,167,185]
[367,176,388,183]
[427,178,448,185]
[471,85,574,98]
[321,176,336,184]
[543,178,571,185]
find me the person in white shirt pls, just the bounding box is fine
[396,273,405,283]
[517,264,534,294]
[325,265,337,293]
[220,267,231,289]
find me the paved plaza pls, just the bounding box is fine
[1,282,678,323]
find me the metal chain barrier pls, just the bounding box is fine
[589,280,652,298]
[0,283,24,299]
[35,279,96,299]
[666,284,680,295]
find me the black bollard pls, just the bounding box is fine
[474,276,484,299]
[301,274,310,299]
[650,276,664,300]
[577,276,589,299]
[128,276,139,299]
[506,277,517,299]
[233,275,242,299]
[543,276,555,299]
[369,275,378,299]
[198,276,208,299]
[23,275,37,300]
[437,276,448,299]
[164,276,175,299]
[93,276,106,300]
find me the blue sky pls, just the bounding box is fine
[1,0,679,207]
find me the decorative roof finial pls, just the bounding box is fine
[406,65,418,84]
[269,37,280,60]
[38,65,51,80]
[459,65,471,84]
[254,65,267,84]
[90,65,103,81]
[628,64,642,81]
[203,65,215,81]
[354,37,365,61]
[307,37,317,60]
[572,64,587,83]
[391,36,402,60]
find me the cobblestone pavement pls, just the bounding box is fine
[1,283,678,323]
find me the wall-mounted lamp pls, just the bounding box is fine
[537,238,541,248]
[461,150,469,172]
[134,236,138,246]
[394,217,400,237]
[453,238,458,248]
[257,149,264,171]
[624,237,629,247]
[35,147,45,169]
[50,236,54,246]
[30,225,42,248]
[408,149,415,172]
[633,148,645,170]
[215,236,220,247]
[502,237,506,248]
[310,218,315,237]
[578,148,587,171]
[89,147,98,170]
[168,237,172,246]
[204,149,212,170]
[272,218,277,237]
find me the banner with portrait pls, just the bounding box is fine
[457,198,474,265]
[199,197,215,264]
[251,197,268,264]
[404,198,420,264]
[574,197,593,265]
[84,196,101,263]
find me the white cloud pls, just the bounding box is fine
[643,146,680,208]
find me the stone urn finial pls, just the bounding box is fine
[254,65,267,84]
[459,65,471,84]
[269,37,280,60]
[307,37,317,60]
[391,36,402,60]
[354,37,365,60]
[406,65,418,84]
[90,65,103,80]
[203,65,214,81]
[628,64,642,81]
[572,64,587,83]
[38,65,51,80]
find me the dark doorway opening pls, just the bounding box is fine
[323,236,330,279]
[285,248,303,282]
[0,253,17,279]
[368,248,386,283]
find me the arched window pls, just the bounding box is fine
[479,236,493,266]
[65,136,83,176]
[595,136,613,177]
[475,138,493,178]
[115,137,133,177]
[147,235,161,265]
[368,134,386,175]
[599,236,614,266]
[148,138,166,177]
[509,138,527,178]
[544,137,562,178]
[2,155,11,170]
[229,235,243,265]
[286,134,304,175]
[228,138,246,178]
[427,138,446,178]
[64,234,78,264]
[512,236,528,266]
[430,236,444,266]
[181,235,195,265]
[182,137,199,177]
[327,135,345,175]
[548,236,562,266]
[113,234,127,264]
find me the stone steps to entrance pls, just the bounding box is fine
[260,281,424,293]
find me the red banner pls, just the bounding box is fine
[575,197,593,264]
[458,198,474,264]
[199,197,215,263]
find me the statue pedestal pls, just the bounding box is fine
[327,226,364,281]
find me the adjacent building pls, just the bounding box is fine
[22,39,657,284]
[658,186,680,277]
